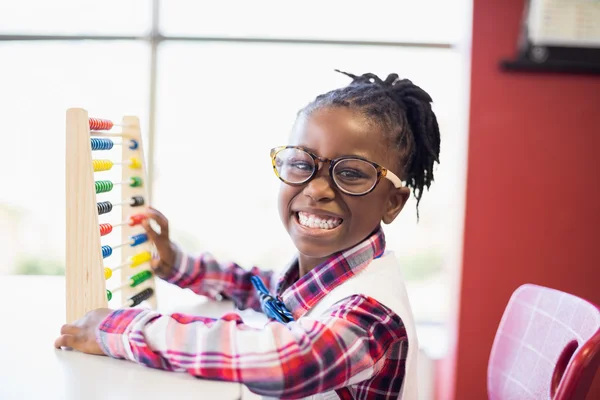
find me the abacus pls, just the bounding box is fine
[66,108,157,323]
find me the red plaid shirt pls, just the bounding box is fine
[97,227,409,399]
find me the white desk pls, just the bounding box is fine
[0,275,437,400]
[0,275,254,400]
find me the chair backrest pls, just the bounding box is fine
[488,284,600,400]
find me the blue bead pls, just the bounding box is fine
[101,245,113,258]
[91,138,114,151]
[129,139,139,150]
[130,233,148,246]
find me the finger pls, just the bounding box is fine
[54,334,76,349]
[142,212,163,238]
[146,208,169,236]
[60,324,80,335]
[141,219,159,241]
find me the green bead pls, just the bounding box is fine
[130,270,152,287]
[95,180,113,194]
[130,177,143,187]
[106,289,112,301]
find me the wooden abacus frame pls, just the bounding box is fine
[66,108,157,323]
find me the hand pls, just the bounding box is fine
[142,207,176,279]
[54,308,113,355]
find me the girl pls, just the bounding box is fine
[55,70,441,399]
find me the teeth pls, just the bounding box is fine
[298,211,342,230]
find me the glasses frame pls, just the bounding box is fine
[270,145,403,196]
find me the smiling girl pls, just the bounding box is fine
[56,70,441,400]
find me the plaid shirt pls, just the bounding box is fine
[97,227,409,399]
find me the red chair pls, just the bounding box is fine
[488,284,600,399]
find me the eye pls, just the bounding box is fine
[289,159,312,171]
[337,168,367,180]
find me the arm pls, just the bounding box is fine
[141,207,273,312]
[97,295,407,399]
[161,244,274,312]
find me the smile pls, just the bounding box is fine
[296,211,343,230]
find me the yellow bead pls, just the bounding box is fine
[130,157,142,169]
[130,251,151,267]
[104,267,112,279]
[93,159,113,172]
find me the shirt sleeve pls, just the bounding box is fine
[159,244,274,312]
[96,295,407,399]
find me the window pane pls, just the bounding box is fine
[0,1,151,35]
[154,41,468,332]
[0,42,149,277]
[160,0,468,44]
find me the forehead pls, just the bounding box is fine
[290,107,392,163]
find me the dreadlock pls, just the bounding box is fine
[300,70,441,217]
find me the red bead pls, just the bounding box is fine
[128,214,147,226]
[89,117,114,131]
[99,223,113,236]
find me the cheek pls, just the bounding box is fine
[347,193,388,225]
[277,185,298,222]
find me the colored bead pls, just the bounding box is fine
[93,160,113,172]
[130,233,147,246]
[95,180,113,194]
[101,245,112,258]
[130,196,144,207]
[128,214,147,226]
[99,223,113,236]
[130,251,151,267]
[129,270,152,287]
[97,201,113,215]
[91,138,114,151]
[129,157,142,169]
[89,118,114,131]
[128,139,139,150]
[106,290,112,301]
[104,267,112,280]
[128,288,154,307]
[129,177,142,187]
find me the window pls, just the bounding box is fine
[0,1,150,35]
[0,41,149,275]
[160,0,465,44]
[0,1,470,358]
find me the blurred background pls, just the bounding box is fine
[1,0,598,399]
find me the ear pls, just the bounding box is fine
[382,187,410,224]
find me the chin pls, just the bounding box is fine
[292,239,340,259]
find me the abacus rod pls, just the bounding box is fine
[110,262,129,273]
[122,299,136,308]
[90,131,134,138]
[110,280,133,293]
[110,240,134,250]
[112,221,130,228]
[112,200,133,206]
[113,179,134,186]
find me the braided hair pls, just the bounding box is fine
[300,70,441,217]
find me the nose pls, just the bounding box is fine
[303,163,335,201]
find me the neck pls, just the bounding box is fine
[297,254,330,278]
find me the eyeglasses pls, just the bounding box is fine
[270,145,403,196]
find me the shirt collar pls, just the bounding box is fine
[275,226,386,319]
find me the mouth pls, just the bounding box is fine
[295,211,343,231]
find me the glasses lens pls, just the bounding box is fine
[274,148,315,184]
[333,158,378,195]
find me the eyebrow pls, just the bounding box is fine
[300,146,373,160]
